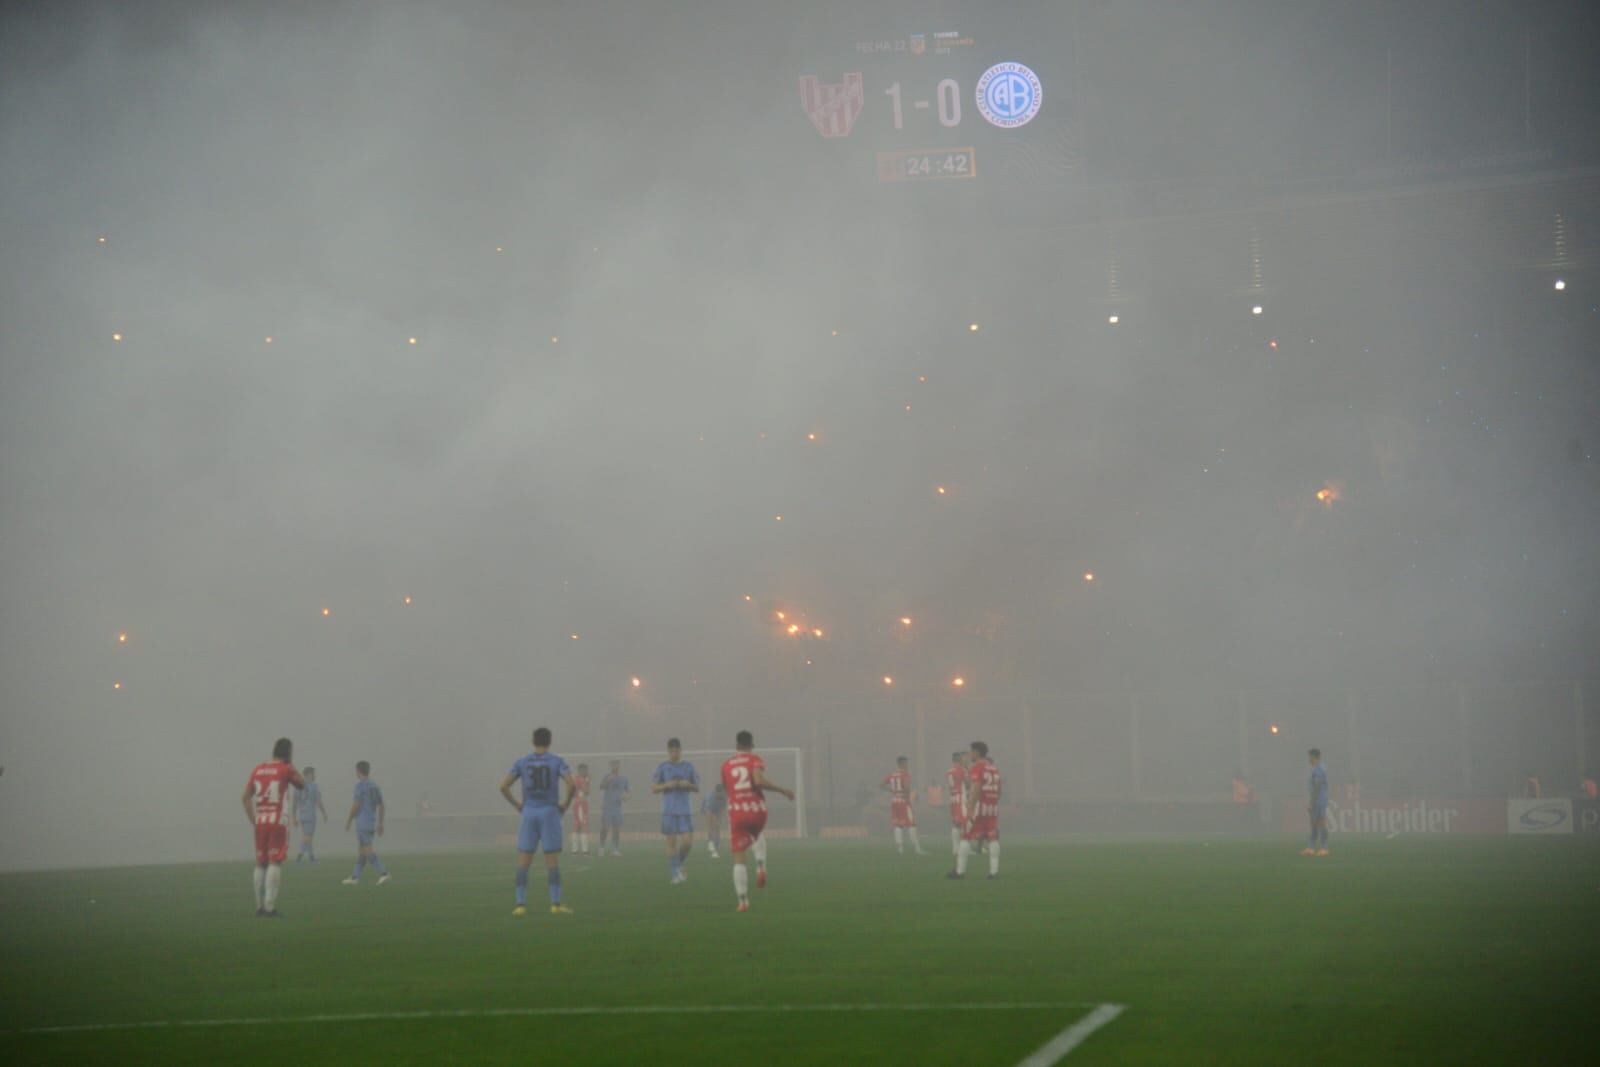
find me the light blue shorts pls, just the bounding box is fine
[661,813,694,836]
[519,806,564,854]
[357,829,376,847]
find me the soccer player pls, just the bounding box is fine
[598,759,629,857]
[293,766,328,863]
[946,751,970,856]
[722,729,794,912]
[242,738,305,917]
[651,738,700,884]
[570,762,592,856]
[1303,748,1330,856]
[498,726,575,915]
[342,761,390,884]
[949,741,1001,880]
[881,756,925,855]
[702,781,727,858]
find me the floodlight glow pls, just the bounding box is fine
[1107,314,1119,325]
[1554,279,1566,291]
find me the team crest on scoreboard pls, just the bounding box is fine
[909,34,926,56]
[800,73,864,138]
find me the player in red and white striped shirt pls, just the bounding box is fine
[880,756,926,855]
[242,737,306,917]
[949,741,1002,880]
[945,751,970,856]
[721,730,794,912]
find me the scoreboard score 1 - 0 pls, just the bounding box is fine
[797,29,1071,188]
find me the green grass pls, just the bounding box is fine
[1,836,1596,1064]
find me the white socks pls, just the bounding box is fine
[894,827,904,852]
[253,866,266,908]
[753,835,767,870]
[909,828,923,853]
[264,864,281,910]
[952,827,961,854]
[733,862,749,900]
[989,841,1000,875]
[956,839,971,875]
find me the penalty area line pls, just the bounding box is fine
[12,1001,1103,1037]
[1015,1003,1127,1066]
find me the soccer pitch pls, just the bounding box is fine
[2,837,1595,1065]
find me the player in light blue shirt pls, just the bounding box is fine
[342,761,390,884]
[1304,748,1330,856]
[598,760,629,857]
[294,766,328,863]
[651,738,699,884]
[702,781,727,858]
[498,726,575,915]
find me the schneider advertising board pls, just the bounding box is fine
[1282,796,1600,835]
[1280,798,1505,835]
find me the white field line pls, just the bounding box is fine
[14,1001,1104,1037]
[1014,1003,1128,1066]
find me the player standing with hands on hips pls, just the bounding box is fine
[243,738,305,917]
[499,727,575,915]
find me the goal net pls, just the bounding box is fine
[563,748,807,841]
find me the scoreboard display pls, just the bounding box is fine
[793,21,1079,195]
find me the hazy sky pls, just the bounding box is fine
[2,1,1596,869]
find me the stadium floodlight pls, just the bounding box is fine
[1554,279,1566,291]
[1251,305,1263,316]
[1107,314,1119,325]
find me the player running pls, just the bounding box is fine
[598,760,629,857]
[946,751,970,856]
[881,756,926,855]
[498,726,576,915]
[702,781,727,858]
[342,761,390,885]
[652,738,699,884]
[242,738,305,917]
[722,730,795,912]
[1303,748,1330,856]
[570,762,592,856]
[293,766,328,863]
[949,741,1001,880]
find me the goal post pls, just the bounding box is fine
[555,748,807,840]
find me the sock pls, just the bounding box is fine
[952,827,961,854]
[1309,829,1318,848]
[515,866,528,906]
[548,866,562,905]
[306,842,315,861]
[677,844,691,867]
[989,841,1000,875]
[753,835,767,870]
[1319,826,1329,848]
[264,864,281,910]
[368,854,388,875]
[909,828,923,852]
[956,839,970,875]
[352,855,365,880]
[670,851,681,878]
[894,827,904,852]
[253,865,266,908]
[733,862,748,901]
